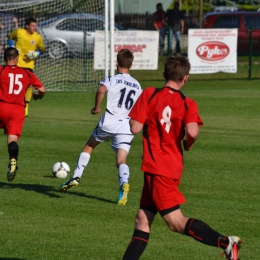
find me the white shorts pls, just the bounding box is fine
[91,125,134,153]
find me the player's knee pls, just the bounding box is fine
[116,162,124,168]
[166,219,186,233]
[167,222,179,232]
[135,214,149,229]
[116,160,129,171]
[116,160,127,168]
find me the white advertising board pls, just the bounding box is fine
[188,29,238,74]
[94,30,159,70]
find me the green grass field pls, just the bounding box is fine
[1,68,260,259]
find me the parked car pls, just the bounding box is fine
[37,13,126,59]
[202,11,260,53]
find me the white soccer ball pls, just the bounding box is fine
[52,162,70,178]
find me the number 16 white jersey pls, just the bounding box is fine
[98,73,142,134]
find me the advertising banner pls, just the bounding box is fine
[188,29,238,74]
[94,30,159,70]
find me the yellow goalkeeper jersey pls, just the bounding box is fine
[8,28,45,70]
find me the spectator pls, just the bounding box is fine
[166,1,185,54]
[153,3,166,56]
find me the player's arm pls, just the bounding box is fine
[37,35,45,54]
[7,29,17,46]
[183,122,199,151]
[128,88,149,134]
[129,119,143,135]
[7,39,15,47]
[91,84,107,114]
[7,32,21,53]
[29,73,46,100]
[32,86,46,100]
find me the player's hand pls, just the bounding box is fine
[32,92,40,100]
[32,90,44,100]
[27,51,40,59]
[7,39,15,47]
[33,93,39,100]
[91,108,101,114]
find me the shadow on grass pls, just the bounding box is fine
[65,190,117,204]
[0,181,61,198]
[0,182,116,204]
[0,258,26,260]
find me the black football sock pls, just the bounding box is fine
[184,218,229,249]
[8,141,19,160]
[123,229,150,260]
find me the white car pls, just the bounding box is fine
[38,13,126,59]
[213,6,238,12]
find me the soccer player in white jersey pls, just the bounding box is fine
[60,49,142,205]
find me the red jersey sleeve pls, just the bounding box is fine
[27,71,43,89]
[128,88,154,124]
[184,98,203,126]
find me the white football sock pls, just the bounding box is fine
[118,164,129,187]
[73,152,90,178]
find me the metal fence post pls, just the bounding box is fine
[83,30,87,84]
[248,25,252,81]
[167,27,171,56]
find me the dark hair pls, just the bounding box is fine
[4,47,19,62]
[156,3,162,8]
[163,55,190,82]
[117,49,134,69]
[25,17,37,26]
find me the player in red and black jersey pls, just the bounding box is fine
[122,55,242,260]
[0,47,46,181]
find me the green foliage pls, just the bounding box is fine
[238,4,259,11]
[1,65,260,259]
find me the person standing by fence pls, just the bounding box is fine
[166,1,185,55]
[153,3,166,56]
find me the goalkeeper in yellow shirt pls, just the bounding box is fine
[8,17,45,117]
